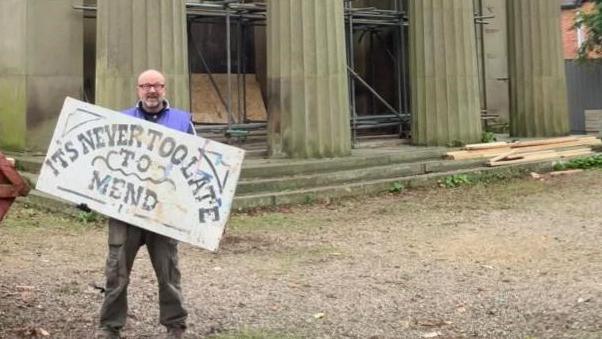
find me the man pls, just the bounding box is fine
[97,69,193,339]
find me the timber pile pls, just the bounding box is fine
[444,136,601,166]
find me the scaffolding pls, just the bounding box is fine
[186,1,267,141]
[185,0,411,145]
[344,0,409,145]
[75,1,491,145]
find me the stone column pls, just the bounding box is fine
[266,0,351,158]
[0,0,27,150]
[96,0,189,111]
[0,0,83,151]
[409,0,482,146]
[507,0,569,137]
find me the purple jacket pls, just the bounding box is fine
[122,101,195,135]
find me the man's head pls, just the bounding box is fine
[137,69,167,113]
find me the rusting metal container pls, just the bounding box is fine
[0,152,30,222]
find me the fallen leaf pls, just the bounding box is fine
[422,331,442,338]
[20,291,34,303]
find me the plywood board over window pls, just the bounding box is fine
[191,74,267,124]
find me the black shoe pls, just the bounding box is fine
[166,326,185,339]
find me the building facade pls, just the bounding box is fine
[0,0,571,155]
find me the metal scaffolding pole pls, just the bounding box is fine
[75,1,488,144]
[345,0,357,147]
[241,21,248,122]
[397,0,409,137]
[226,8,233,129]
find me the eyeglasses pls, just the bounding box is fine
[138,83,165,91]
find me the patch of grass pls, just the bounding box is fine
[440,167,531,189]
[2,202,105,232]
[473,167,531,184]
[442,174,472,188]
[425,174,549,211]
[302,195,316,205]
[228,212,321,233]
[77,211,99,223]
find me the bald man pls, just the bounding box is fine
[96,70,192,339]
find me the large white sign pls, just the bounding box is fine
[36,97,245,251]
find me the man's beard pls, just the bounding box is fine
[142,96,163,112]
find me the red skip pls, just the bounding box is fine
[0,152,30,222]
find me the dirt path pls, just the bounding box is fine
[1,170,602,338]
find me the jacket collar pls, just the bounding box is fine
[136,99,170,121]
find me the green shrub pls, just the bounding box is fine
[442,174,472,188]
[553,154,602,171]
[389,181,405,193]
[481,131,497,143]
[78,211,99,223]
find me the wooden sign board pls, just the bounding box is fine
[36,97,245,251]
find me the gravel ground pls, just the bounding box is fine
[1,170,601,338]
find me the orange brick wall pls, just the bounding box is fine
[561,2,596,59]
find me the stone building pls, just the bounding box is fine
[0,0,570,156]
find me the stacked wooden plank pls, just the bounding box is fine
[444,136,601,166]
[585,110,602,135]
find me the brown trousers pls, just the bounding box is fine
[99,219,187,332]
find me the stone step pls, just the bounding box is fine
[232,158,566,210]
[240,148,447,179]
[8,154,46,174]
[237,158,484,194]
[19,152,471,198]
[11,147,448,180]
[17,154,574,215]
[11,137,601,214]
